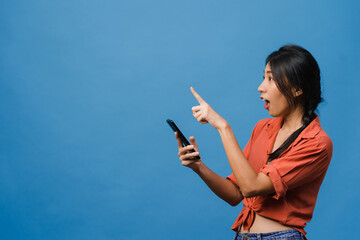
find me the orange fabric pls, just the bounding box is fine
[226,115,332,237]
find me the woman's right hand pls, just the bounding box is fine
[175,132,202,171]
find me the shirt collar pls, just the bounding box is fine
[265,116,283,139]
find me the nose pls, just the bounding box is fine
[258,79,265,93]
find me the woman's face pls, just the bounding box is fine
[258,63,291,117]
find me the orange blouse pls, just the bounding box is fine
[227,115,332,237]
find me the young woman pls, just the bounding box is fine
[174,45,333,240]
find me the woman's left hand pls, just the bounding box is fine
[191,87,228,130]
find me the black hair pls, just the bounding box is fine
[267,45,322,162]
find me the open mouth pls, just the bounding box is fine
[264,100,270,109]
[261,97,270,109]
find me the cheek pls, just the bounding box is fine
[278,94,289,106]
[267,82,292,114]
[272,89,290,112]
[270,85,285,103]
[269,98,290,117]
[275,94,289,107]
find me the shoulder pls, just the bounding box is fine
[313,128,333,159]
[295,118,333,160]
[311,117,332,149]
[317,129,333,149]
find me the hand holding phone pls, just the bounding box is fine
[167,119,201,160]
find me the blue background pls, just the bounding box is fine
[1,0,359,239]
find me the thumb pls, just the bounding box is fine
[189,136,199,152]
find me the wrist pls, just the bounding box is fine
[192,161,205,174]
[217,120,230,132]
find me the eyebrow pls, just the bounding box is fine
[263,70,272,74]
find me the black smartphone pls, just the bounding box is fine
[167,119,200,160]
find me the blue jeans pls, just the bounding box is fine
[234,229,305,240]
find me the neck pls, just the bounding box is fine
[281,106,304,132]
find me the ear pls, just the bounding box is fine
[292,88,303,97]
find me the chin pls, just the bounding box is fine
[268,110,283,118]
[267,106,289,118]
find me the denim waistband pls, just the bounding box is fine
[234,229,305,240]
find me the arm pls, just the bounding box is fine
[195,161,243,206]
[217,122,274,198]
[190,87,275,198]
[175,133,243,206]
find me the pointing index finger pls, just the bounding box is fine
[190,87,206,104]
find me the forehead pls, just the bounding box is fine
[264,63,272,74]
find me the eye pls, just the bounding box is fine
[268,77,272,81]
